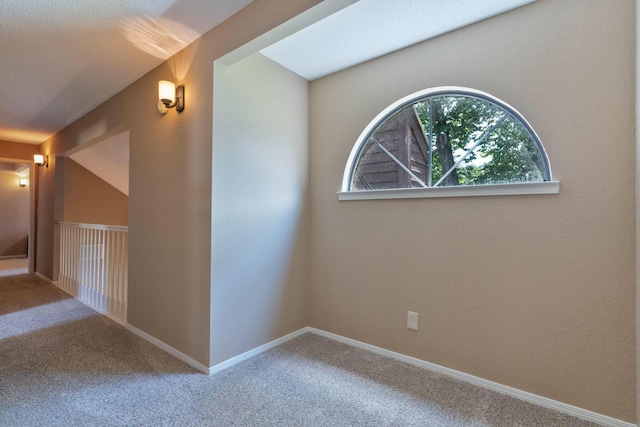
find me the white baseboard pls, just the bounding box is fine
[182,326,634,426]
[306,328,635,427]
[26,302,630,427]
[123,324,309,376]
[125,324,210,374]
[208,328,309,375]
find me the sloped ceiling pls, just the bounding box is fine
[69,131,130,196]
[1,0,538,145]
[261,0,536,80]
[0,0,253,144]
[3,0,538,196]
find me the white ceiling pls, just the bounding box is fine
[2,0,537,197]
[261,0,536,80]
[0,0,253,145]
[69,130,130,196]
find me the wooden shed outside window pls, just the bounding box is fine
[343,87,554,197]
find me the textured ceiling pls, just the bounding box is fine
[1,0,537,147]
[0,0,252,144]
[261,0,536,80]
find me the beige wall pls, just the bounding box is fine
[59,158,128,226]
[308,0,635,422]
[211,53,309,365]
[35,153,55,278]
[34,0,322,366]
[0,172,29,257]
[0,141,38,161]
[636,0,640,420]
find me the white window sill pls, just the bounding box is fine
[338,181,560,201]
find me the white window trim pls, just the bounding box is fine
[338,181,559,201]
[339,86,560,200]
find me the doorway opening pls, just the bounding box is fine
[0,158,35,277]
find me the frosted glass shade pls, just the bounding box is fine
[34,154,45,165]
[159,80,176,103]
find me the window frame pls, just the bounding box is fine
[339,86,559,200]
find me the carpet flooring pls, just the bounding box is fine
[1,274,602,426]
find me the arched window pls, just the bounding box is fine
[340,87,557,200]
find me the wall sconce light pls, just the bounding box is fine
[34,154,48,168]
[158,80,184,114]
[19,178,28,187]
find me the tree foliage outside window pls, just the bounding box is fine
[348,88,550,191]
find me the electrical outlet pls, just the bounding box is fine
[407,311,419,331]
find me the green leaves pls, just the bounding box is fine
[350,89,548,191]
[415,95,544,186]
